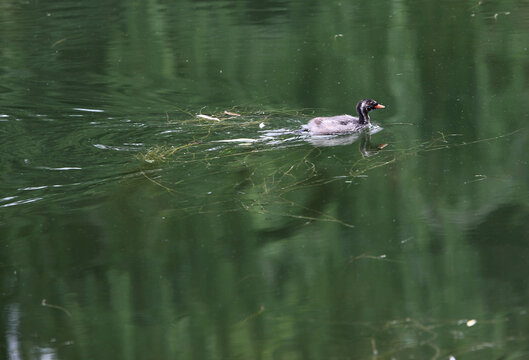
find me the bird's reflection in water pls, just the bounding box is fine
[257,124,386,155]
[306,125,386,157]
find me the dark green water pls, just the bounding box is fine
[1,0,529,359]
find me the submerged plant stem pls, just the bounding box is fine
[42,299,72,318]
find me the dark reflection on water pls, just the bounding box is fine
[1,0,529,359]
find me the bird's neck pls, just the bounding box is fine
[357,108,370,125]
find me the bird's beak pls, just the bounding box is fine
[375,104,385,109]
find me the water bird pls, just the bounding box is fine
[303,99,385,135]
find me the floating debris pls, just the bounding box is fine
[196,114,221,121]
[493,11,510,20]
[223,111,241,117]
[466,319,477,327]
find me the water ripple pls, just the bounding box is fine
[0,197,43,208]
[73,107,105,113]
[35,166,83,171]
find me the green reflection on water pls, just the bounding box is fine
[1,0,529,359]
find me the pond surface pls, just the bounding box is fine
[1,0,529,359]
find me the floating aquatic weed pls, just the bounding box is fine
[139,142,200,163]
[136,109,523,228]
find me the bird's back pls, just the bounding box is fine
[304,114,364,135]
